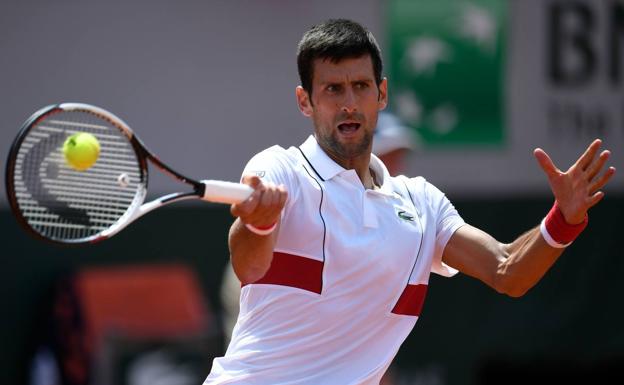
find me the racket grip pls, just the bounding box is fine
[200,180,253,204]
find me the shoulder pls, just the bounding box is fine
[248,144,292,163]
[394,175,451,206]
[393,175,428,195]
[242,145,308,197]
[244,144,306,209]
[245,145,299,172]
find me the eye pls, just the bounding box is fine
[355,81,369,90]
[326,84,341,93]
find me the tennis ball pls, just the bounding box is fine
[63,132,100,171]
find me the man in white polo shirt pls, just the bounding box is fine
[205,19,615,384]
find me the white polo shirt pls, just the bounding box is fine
[205,135,465,385]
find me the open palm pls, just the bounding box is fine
[534,139,616,224]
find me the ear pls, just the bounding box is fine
[296,86,313,117]
[377,77,388,111]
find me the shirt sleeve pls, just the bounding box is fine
[421,179,465,277]
[241,145,299,212]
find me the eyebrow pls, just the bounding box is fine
[319,77,374,86]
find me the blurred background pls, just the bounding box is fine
[1,0,622,384]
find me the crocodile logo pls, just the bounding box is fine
[397,210,415,222]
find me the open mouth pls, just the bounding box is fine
[338,122,361,133]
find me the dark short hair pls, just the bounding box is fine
[297,19,383,96]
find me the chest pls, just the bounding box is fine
[278,169,436,293]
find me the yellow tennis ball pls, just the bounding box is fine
[63,132,100,171]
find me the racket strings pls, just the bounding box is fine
[12,110,144,242]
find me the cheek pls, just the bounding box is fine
[312,103,335,121]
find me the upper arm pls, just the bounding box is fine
[442,224,508,291]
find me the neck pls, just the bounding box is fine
[365,167,378,190]
[327,152,378,189]
[314,135,376,188]
[325,150,371,182]
[345,157,372,184]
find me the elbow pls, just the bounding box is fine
[231,253,272,285]
[490,248,533,298]
[233,263,269,286]
[492,270,532,298]
[500,285,530,298]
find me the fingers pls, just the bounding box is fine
[589,166,616,194]
[581,141,615,195]
[245,183,288,227]
[585,150,611,181]
[258,183,287,213]
[231,175,264,216]
[537,139,614,219]
[230,188,260,218]
[231,178,288,229]
[587,190,605,208]
[576,138,602,171]
[533,148,560,179]
[241,174,262,189]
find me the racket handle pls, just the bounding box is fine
[200,180,253,204]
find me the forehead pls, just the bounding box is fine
[312,55,375,83]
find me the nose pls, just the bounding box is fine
[340,88,357,113]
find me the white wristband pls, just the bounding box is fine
[245,222,277,236]
[539,218,571,249]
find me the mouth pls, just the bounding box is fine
[337,122,361,134]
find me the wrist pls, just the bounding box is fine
[244,221,277,236]
[539,202,588,248]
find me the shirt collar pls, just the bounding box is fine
[369,153,392,193]
[299,135,393,194]
[299,135,345,181]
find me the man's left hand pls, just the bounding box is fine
[534,139,616,224]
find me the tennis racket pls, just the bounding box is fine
[5,102,253,245]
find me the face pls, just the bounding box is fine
[296,55,387,166]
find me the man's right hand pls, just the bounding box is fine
[230,175,288,231]
[229,175,288,284]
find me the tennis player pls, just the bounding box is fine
[217,110,416,349]
[205,19,615,384]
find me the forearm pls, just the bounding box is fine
[497,226,564,297]
[228,218,278,284]
[443,224,567,297]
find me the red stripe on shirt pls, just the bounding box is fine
[391,284,428,316]
[244,252,323,294]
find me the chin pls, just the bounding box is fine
[337,142,371,158]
